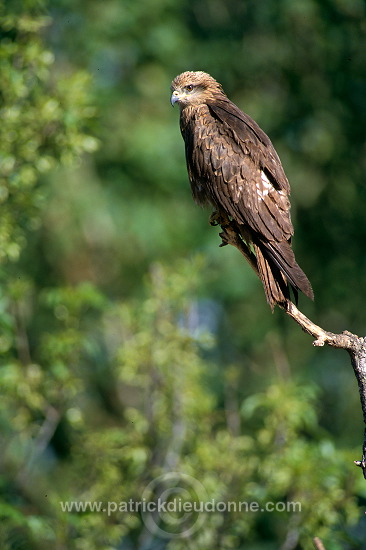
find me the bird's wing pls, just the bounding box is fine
[203,98,294,243]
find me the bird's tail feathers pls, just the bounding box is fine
[264,240,314,300]
[254,240,313,309]
[254,244,290,309]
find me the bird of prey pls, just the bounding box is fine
[171,70,313,309]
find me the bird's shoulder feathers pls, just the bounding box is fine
[206,97,290,194]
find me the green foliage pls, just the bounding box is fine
[0,0,366,549]
[0,259,360,549]
[0,4,97,262]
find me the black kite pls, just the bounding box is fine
[171,71,313,309]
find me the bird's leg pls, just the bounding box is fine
[210,210,231,247]
[218,220,259,276]
[218,223,241,249]
[209,210,230,227]
[219,231,229,247]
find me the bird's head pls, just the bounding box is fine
[170,71,224,109]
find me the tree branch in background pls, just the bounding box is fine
[313,537,327,550]
[219,221,366,480]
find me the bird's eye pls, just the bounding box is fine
[186,84,194,92]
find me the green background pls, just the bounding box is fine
[0,0,366,548]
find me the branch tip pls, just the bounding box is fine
[313,337,326,347]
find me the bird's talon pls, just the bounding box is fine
[219,231,229,246]
[210,211,230,227]
[209,211,220,226]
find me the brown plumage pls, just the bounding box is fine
[170,71,313,309]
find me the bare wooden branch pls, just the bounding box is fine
[313,537,326,550]
[219,220,366,479]
[17,405,60,484]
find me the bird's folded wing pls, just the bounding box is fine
[195,99,294,243]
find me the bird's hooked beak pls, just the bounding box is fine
[170,90,181,107]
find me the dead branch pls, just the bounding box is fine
[313,537,326,550]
